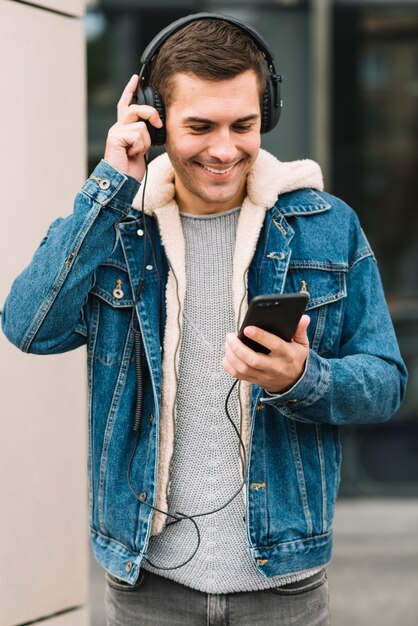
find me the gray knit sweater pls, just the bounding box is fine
[143,206,321,593]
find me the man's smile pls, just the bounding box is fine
[194,160,242,177]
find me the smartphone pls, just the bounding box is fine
[238,292,309,354]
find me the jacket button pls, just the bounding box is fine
[136,228,144,236]
[99,178,111,190]
[286,398,298,404]
[250,482,266,491]
[256,404,265,411]
[148,413,154,424]
[139,491,147,502]
[146,264,153,270]
[125,561,133,573]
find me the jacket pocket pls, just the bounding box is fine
[285,262,347,355]
[90,262,135,364]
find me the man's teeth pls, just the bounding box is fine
[200,164,235,174]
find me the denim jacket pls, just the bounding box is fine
[2,149,407,585]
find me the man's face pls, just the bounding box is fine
[164,70,262,214]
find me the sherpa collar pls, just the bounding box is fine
[132,148,323,213]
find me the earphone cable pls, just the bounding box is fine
[132,154,149,433]
[127,377,246,570]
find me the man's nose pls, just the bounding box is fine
[207,129,239,162]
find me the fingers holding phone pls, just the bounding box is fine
[222,293,311,394]
[104,74,163,182]
[243,313,310,353]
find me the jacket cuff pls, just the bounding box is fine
[81,160,141,210]
[260,349,330,414]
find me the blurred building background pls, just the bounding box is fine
[0,2,89,625]
[85,0,418,499]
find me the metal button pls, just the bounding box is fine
[148,413,154,424]
[250,482,266,491]
[65,252,76,266]
[113,279,124,299]
[256,404,265,411]
[267,252,286,261]
[146,264,153,270]
[139,491,147,502]
[286,398,298,404]
[99,178,111,190]
[125,561,133,573]
[136,228,144,236]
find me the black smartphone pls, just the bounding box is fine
[238,292,310,354]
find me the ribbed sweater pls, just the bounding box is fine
[142,206,321,593]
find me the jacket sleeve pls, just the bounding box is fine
[1,160,140,354]
[260,252,408,426]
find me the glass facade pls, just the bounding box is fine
[332,2,418,495]
[85,0,418,496]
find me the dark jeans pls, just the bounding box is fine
[104,568,331,625]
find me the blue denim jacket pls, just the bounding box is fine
[2,157,407,584]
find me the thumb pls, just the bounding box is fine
[293,314,310,347]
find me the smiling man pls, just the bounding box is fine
[2,13,407,626]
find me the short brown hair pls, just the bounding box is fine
[149,18,268,108]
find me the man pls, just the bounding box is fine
[2,13,407,626]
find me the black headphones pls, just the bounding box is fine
[133,12,283,146]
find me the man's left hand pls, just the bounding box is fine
[222,315,310,394]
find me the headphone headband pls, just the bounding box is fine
[140,12,276,67]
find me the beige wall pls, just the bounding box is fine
[13,0,85,17]
[0,1,88,625]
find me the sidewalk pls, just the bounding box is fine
[328,498,418,626]
[90,498,418,625]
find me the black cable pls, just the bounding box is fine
[132,155,149,433]
[127,377,245,570]
[132,323,143,433]
[127,429,202,570]
[128,155,248,570]
[135,154,150,303]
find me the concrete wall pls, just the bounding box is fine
[0,1,89,624]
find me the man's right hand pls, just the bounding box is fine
[104,74,163,182]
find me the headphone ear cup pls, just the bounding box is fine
[135,86,166,146]
[261,88,271,134]
[152,90,166,146]
[261,76,282,134]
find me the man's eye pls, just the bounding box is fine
[233,125,253,133]
[190,126,210,133]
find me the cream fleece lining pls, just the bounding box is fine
[131,149,324,536]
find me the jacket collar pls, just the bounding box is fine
[275,188,331,216]
[132,148,324,214]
